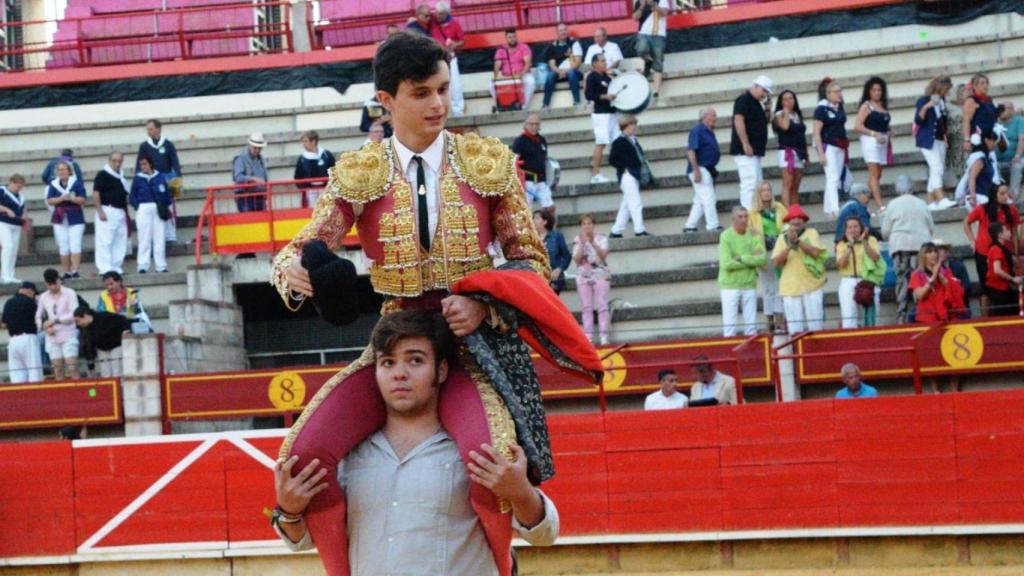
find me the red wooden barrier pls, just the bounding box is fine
[0,378,122,430]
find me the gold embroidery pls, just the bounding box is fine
[331,141,390,205]
[461,349,517,514]
[454,132,518,198]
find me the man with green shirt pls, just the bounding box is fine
[718,206,766,336]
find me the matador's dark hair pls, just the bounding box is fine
[374,32,450,97]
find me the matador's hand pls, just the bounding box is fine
[441,295,488,337]
[287,259,313,297]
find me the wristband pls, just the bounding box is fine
[272,506,304,526]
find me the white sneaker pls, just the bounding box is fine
[599,336,610,346]
[928,202,940,212]
[936,198,957,210]
[590,174,610,184]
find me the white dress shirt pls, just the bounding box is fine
[392,132,445,242]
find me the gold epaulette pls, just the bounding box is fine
[328,141,390,205]
[453,132,518,197]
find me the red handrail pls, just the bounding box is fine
[772,342,924,399]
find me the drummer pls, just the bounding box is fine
[512,113,556,217]
[585,53,619,185]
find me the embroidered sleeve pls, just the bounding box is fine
[491,178,550,278]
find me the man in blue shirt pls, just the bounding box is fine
[835,363,879,398]
[684,107,722,232]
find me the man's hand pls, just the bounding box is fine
[743,143,754,156]
[274,455,329,516]
[286,259,314,297]
[97,208,107,222]
[441,295,488,336]
[692,169,702,183]
[551,268,562,281]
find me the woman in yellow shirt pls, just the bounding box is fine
[750,181,787,333]
[836,217,883,328]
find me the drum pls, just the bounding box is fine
[545,157,561,190]
[609,71,652,114]
[493,78,524,111]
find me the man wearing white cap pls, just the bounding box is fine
[730,75,773,210]
[232,132,269,212]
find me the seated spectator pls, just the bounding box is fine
[836,216,884,328]
[750,181,787,332]
[883,174,934,323]
[488,29,535,110]
[533,210,570,294]
[934,238,972,317]
[40,148,83,185]
[996,103,1023,198]
[583,27,623,73]
[359,96,393,138]
[233,132,269,212]
[573,214,612,345]
[35,268,79,380]
[130,154,172,274]
[542,23,583,108]
[910,242,965,323]
[608,115,652,238]
[74,306,135,378]
[294,130,336,208]
[771,204,827,333]
[0,174,27,284]
[365,122,387,146]
[2,281,42,383]
[45,161,87,280]
[632,0,668,98]
[835,183,878,244]
[512,114,555,215]
[718,206,765,337]
[644,369,688,410]
[963,183,1019,316]
[96,271,152,331]
[689,355,738,405]
[585,53,616,184]
[684,108,722,233]
[92,152,130,276]
[59,425,82,440]
[985,222,1022,316]
[835,363,878,398]
[405,3,432,35]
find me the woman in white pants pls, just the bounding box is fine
[608,115,651,238]
[750,182,787,332]
[129,155,171,274]
[813,78,848,219]
[46,162,88,279]
[0,175,27,283]
[916,76,956,210]
[836,217,882,329]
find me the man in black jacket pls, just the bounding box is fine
[2,281,42,383]
[511,113,555,216]
[607,115,652,238]
[73,306,134,378]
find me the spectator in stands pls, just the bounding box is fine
[934,238,972,317]
[962,130,1001,207]
[74,306,134,378]
[718,206,765,337]
[489,29,535,110]
[585,54,617,185]
[772,89,808,206]
[834,183,876,245]
[962,73,997,152]
[542,23,583,109]
[750,181,786,333]
[0,174,27,284]
[96,271,152,331]
[406,4,431,34]
[730,76,773,210]
[632,0,668,99]
[771,204,827,333]
[963,183,1019,316]
[836,215,883,328]
[92,152,130,276]
[431,3,466,117]
[138,119,182,244]
[294,130,336,208]
[40,148,82,185]
[46,161,87,280]
[513,114,556,215]
[689,355,738,406]
[130,154,171,275]
[608,115,652,238]
[35,268,79,380]
[583,27,623,73]
[814,77,848,220]
[644,368,688,410]
[233,132,269,212]
[385,24,401,38]
[882,175,933,323]
[533,210,570,295]
[684,107,721,233]
[366,123,387,146]
[917,76,957,210]
[985,221,1022,316]
[854,77,891,212]
[946,83,969,188]
[911,241,964,321]
[2,281,42,383]
[360,96,393,138]
[835,363,878,399]
[996,103,1024,198]
[58,425,82,440]
[573,214,612,345]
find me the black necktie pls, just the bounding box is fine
[413,155,430,251]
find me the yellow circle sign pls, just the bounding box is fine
[600,352,628,392]
[940,325,984,368]
[268,372,307,411]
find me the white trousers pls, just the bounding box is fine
[611,172,645,234]
[449,57,465,117]
[783,288,824,333]
[94,206,128,275]
[136,203,167,272]
[823,145,845,215]
[488,74,536,109]
[733,155,762,209]
[838,276,882,329]
[7,333,43,383]
[721,288,757,337]
[685,168,720,230]
[53,222,85,256]
[759,262,783,315]
[0,221,21,283]
[97,346,123,378]
[920,141,947,192]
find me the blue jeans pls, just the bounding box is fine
[543,68,582,107]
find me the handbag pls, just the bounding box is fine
[849,241,876,307]
[156,201,171,221]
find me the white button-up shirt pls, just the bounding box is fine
[392,132,445,242]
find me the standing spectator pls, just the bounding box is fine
[489,29,535,110]
[835,363,878,399]
[542,23,583,108]
[573,214,612,345]
[730,76,773,209]
[689,356,738,406]
[882,175,934,323]
[945,83,969,188]
[996,103,1024,198]
[834,183,876,244]
[916,76,957,210]
[772,89,808,206]
[608,115,652,238]
[35,268,79,380]
[96,271,152,331]
[962,130,1001,207]
[293,130,336,208]
[771,204,827,333]
[583,27,623,73]
[985,222,1022,316]
[364,122,387,146]
[138,119,182,244]
[814,77,848,219]
[855,76,892,212]
[533,210,570,294]
[911,242,964,393]
[718,206,765,337]
[512,114,555,215]
[2,281,42,383]
[40,148,83,185]
[962,73,997,151]
[684,107,721,232]
[644,369,688,410]
[74,306,134,378]
[233,132,269,212]
[934,238,972,317]
[632,0,668,98]
[836,216,883,328]
[405,3,432,35]
[750,181,786,333]
[963,183,1019,316]
[585,53,617,184]
[359,96,393,138]
[92,152,130,276]
[0,174,27,284]
[431,3,466,117]
[46,161,87,280]
[130,154,171,274]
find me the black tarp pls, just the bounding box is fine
[1,0,1020,110]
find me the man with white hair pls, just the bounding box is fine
[583,27,623,73]
[431,3,466,117]
[684,107,722,232]
[731,76,774,209]
[718,206,765,336]
[882,175,934,323]
[511,113,555,213]
[835,363,878,398]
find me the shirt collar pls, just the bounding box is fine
[393,131,445,175]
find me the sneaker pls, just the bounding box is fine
[936,198,957,210]
[609,232,623,239]
[71,271,80,279]
[927,201,940,212]
[156,268,168,274]
[138,269,148,274]
[62,272,72,281]
[683,227,698,233]
[590,174,610,184]
[712,226,724,232]
[599,336,610,346]
[635,231,652,237]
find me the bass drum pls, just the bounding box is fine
[545,157,561,191]
[609,71,652,114]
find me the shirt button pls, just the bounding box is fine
[392,501,398,507]
[388,537,394,543]
[445,464,451,470]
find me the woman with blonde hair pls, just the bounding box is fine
[750,181,787,332]
[916,75,956,210]
[573,213,612,344]
[813,77,848,219]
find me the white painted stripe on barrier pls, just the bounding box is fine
[72,428,287,448]
[227,437,278,469]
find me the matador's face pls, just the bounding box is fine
[378,61,451,146]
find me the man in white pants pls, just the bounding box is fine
[718,207,765,336]
[685,108,722,232]
[0,174,27,284]
[730,76,773,209]
[771,204,827,333]
[432,3,466,117]
[92,152,130,275]
[2,281,43,383]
